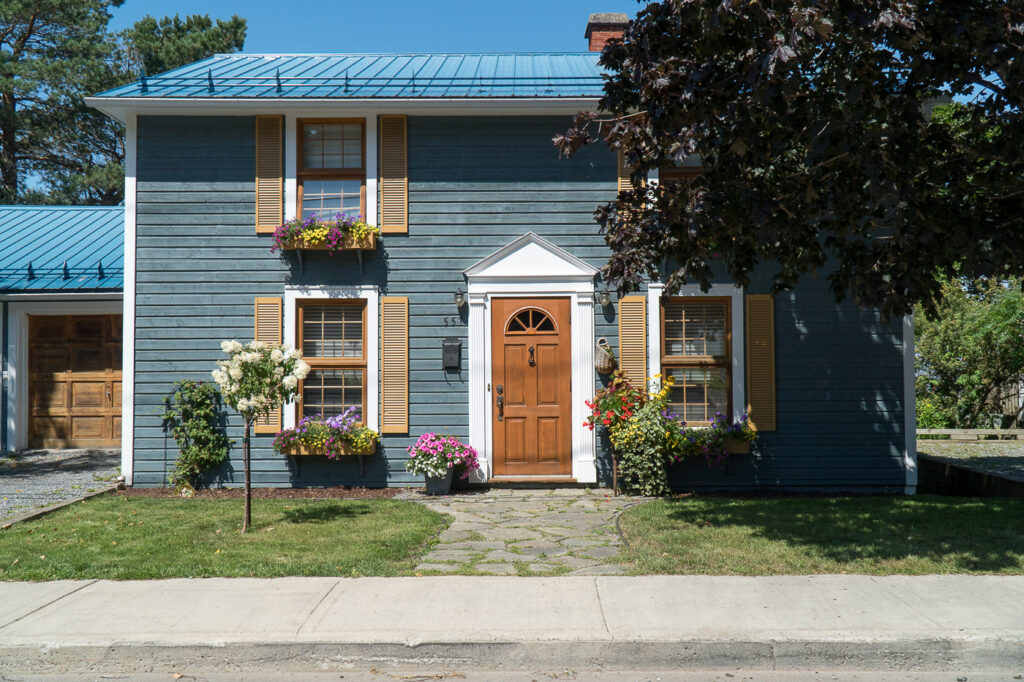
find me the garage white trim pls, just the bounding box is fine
[5,298,123,452]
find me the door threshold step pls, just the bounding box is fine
[487,476,579,486]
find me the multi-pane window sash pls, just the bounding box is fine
[662,298,731,425]
[297,118,366,221]
[297,301,367,421]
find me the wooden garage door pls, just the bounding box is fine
[28,315,122,448]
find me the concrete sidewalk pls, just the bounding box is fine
[1,575,1023,674]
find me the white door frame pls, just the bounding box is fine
[464,233,598,482]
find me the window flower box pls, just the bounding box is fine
[279,441,377,457]
[270,214,381,273]
[272,408,380,461]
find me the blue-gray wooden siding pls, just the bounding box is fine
[133,114,907,490]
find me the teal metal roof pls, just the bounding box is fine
[96,53,605,99]
[0,206,123,292]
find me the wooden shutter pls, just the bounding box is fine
[381,296,409,433]
[617,149,631,193]
[379,115,408,233]
[745,294,776,431]
[618,295,647,387]
[255,115,283,234]
[254,297,283,434]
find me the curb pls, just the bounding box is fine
[1,638,1022,674]
[0,486,117,529]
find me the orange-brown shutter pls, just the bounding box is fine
[253,297,283,434]
[617,149,631,193]
[255,115,283,234]
[379,115,408,233]
[745,294,776,431]
[380,296,409,433]
[618,295,647,387]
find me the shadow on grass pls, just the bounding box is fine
[280,501,372,524]
[661,496,1024,572]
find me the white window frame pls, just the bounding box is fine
[647,282,746,424]
[284,113,378,225]
[283,285,379,432]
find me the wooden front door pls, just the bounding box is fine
[28,314,122,448]
[491,297,572,476]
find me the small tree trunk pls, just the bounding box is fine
[242,417,252,533]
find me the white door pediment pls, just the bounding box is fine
[464,232,598,282]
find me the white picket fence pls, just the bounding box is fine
[917,429,1024,441]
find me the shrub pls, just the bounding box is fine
[162,379,231,492]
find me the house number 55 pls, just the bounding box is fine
[442,316,461,326]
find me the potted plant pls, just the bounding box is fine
[405,432,480,495]
[272,406,380,458]
[270,213,381,255]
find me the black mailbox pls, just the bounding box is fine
[443,337,462,370]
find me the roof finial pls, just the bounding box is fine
[140,66,148,94]
[275,68,283,94]
[344,71,349,94]
[207,68,215,93]
[62,260,69,279]
[26,262,33,280]
[97,261,105,279]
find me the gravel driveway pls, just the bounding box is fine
[0,449,120,521]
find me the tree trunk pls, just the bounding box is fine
[242,417,252,533]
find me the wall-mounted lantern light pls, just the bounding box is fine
[597,287,612,308]
[454,287,466,308]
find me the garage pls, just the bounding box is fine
[1,205,124,454]
[28,314,122,448]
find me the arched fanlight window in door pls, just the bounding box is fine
[505,308,557,334]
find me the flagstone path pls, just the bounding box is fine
[401,487,642,576]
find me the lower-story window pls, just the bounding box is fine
[661,297,732,424]
[297,300,366,420]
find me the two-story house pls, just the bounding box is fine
[85,14,916,492]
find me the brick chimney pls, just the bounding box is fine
[584,12,628,52]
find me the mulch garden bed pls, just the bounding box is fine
[118,486,400,499]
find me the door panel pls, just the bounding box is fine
[492,297,572,476]
[28,314,122,448]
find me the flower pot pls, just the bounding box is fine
[279,442,377,457]
[424,468,455,495]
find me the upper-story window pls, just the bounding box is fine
[661,298,731,425]
[298,119,365,221]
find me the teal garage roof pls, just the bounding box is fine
[0,206,124,292]
[95,53,605,100]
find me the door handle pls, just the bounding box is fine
[496,384,503,421]
[528,345,535,367]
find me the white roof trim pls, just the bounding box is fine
[464,232,598,281]
[84,96,602,124]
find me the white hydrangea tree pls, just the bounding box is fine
[212,340,310,532]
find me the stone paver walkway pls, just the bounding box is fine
[401,488,641,576]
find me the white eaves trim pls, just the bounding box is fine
[84,96,602,124]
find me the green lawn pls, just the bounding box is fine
[617,495,1024,575]
[0,494,446,581]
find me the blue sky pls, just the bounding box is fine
[109,1,641,54]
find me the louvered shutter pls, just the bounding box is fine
[618,295,647,387]
[745,294,776,431]
[254,297,283,434]
[255,115,283,233]
[380,296,409,433]
[617,149,631,194]
[379,115,408,233]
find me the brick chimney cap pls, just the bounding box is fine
[584,12,629,38]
